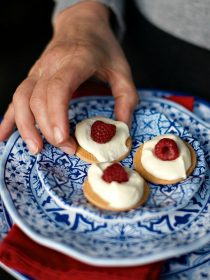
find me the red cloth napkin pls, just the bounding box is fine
[165,95,194,111]
[0,225,163,280]
[0,81,194,280]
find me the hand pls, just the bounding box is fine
[0,2,138,154]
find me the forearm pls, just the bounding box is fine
[53,1,110,38]
[53,0,125,39]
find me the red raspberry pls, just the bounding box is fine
[91,120,116,144]
[102,163,129,183]
[154,138,179,160]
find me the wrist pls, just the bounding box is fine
[54,1,110,35]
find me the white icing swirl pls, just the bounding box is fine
[88,163,145,209]
[141,134,191,180]
[75,117,130,162]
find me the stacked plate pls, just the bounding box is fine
[0,93,210,267]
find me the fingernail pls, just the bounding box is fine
[54,127,64,144]
[25,139,39,155]
[60,145,76,155]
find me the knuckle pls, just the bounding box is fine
[29,95,44,111]
[12,85,24,104]
[47,76,65,93]
[28,59,42,77]
[44,45,66,64]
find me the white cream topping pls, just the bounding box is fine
[141,134,192,180]
[88,163,145,209]
[75,117,130,162]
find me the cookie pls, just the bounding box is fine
[83,162,150,211]
[76,137,132,164]
[134,134,197,185]
[75,117,132,163]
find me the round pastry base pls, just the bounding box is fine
[76,137,132,163]
[83,179,150,212]
[134,142,197,185]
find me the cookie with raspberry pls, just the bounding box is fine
[75,117,132,163]
[83,162,150,211]
[134,134,197,185]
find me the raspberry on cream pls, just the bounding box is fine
[91,120,116,143]
[141,134,191,180]
[102,163,129,183]
[88,162,145,209]
[75,117,130,162]
[154,138,179,160]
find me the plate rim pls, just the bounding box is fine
[1,96,210,266]
[70,94,210,129]
[1,157,210,267]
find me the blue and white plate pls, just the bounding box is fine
[162,241,210,280]
[0,95,210,266]
[0,130,210,266]
[141,89,210,124]
[36,108,206,223]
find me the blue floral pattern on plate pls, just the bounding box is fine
[36,108,206,222]
[162,242,210,279]
[0,131,210,266]
[0,95,210,267]
[141,89,210,124]
[0,141,13,241]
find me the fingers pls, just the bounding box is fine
[12,77,43,154]
[47,63,92,130]
[1,59,136,157]
[29,76,73,154]
[9,55,94,155]
[0,103,15,141]
[109,72,139,127]
[1,23,137,155]
[29,61,93,154]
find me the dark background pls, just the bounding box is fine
[0,0,54,116]
[1,0,210,118]
[0,0,210,279]
[0,1,54,279]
